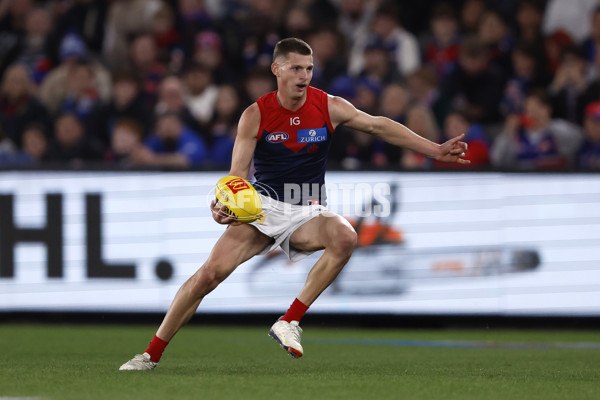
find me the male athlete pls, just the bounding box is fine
[120,38,468,370]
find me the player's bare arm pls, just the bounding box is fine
[328,95,470,164]
[212,103,261,225]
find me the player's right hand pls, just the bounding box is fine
[210,198,243,225]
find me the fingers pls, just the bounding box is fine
[446,133,465,146]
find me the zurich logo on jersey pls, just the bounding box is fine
[298,127,327,143]
[266,131,289,143]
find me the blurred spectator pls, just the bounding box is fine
[578,101,600,170]
[514,0,548,71]
[155,75,205,142]
[192,30,237,84]
[243,67,276,105]
[402,105,440,170]
[421,2,461,81]
[0,123,18,165]
[441,36,506,123]
[102,0,162,69]
[581,7,600,63]
[548,45,589,125]
[15,6,57,84]
[282,6,312,40]
[104,118,145,166]
[46,113,104,164]
[370,83,409,167]
[58,60,101,121]
[356,37,402,86]
[491,89,584,170]
[406,67,451,127]
[348,2,421,78]
[128,33,166,103]
[177,0,214,60]
[183,63,218,130]
[54,0,107,54]
[337,0,377,52]
[478,10,514,71]
[459,0,486,35]
[434,111,490,169]
[209,85,242,167]
[87,71,152,148]
[0,63,49,147]
[17,123,49,165]
[133,113,207,168]
[502,42,550,116]
[39,33,111,114]
[545,29,577,76]
[0,0,33,75]
[380,83,410,124]
[307,28,347,91]
[151,2,182,72]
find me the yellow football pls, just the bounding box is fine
[215,176,262,223]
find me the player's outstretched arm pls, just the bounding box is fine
[212,103,261,225]
[328,95,470,164]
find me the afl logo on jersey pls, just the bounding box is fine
[266,132,289,143]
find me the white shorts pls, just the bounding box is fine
[249,194,327,261]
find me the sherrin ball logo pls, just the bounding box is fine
[215,176,263,223]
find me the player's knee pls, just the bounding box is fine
[331,224,357,258]
[189,264,227,298]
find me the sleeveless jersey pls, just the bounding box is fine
[254,86,334,205]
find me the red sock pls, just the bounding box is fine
[145,335,169,362]
[281,298,309,323]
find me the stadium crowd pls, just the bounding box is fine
[0,0,599,171]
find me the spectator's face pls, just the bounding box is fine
[524,97,550,127]
[1,65,31,99]
[25,8,51,37]
[460,54,487,75]
[517,4,542,30]
[285,8,311,37]
[184,70,211,95]
[372,15,396,37]
[363,48,388,76]
[215,85,239,117]
[341,0,365,16]
[113,80,138,108]
[380,85,408,118]
[444,113,469,138]
[111,126,141,156]
[584,116,600,143]
[309,31,338,62]
[159,78,186,111]
[69,65,94,94]
[512,50,535,78]
[245,75,274,102]
[131,36,157,67]
[55,116,83,147]
[22,128,47,160]
[156,116,183,140]
[431,16,457,44]
[478,12,506,44]
[461,0,485,31]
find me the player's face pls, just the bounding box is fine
[274,52,313,100]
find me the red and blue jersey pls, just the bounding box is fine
[254,86,334,205]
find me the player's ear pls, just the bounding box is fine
[271,62,280,77]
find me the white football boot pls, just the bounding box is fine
[269,319,304,358]
[119,352,158,371]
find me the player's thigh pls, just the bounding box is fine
[204,223,272,279]
[289,211,356,253]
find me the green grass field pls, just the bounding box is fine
[0,323,598,400]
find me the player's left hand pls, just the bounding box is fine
[436,133,470,164]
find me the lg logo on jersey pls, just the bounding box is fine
[290,117,300,125]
